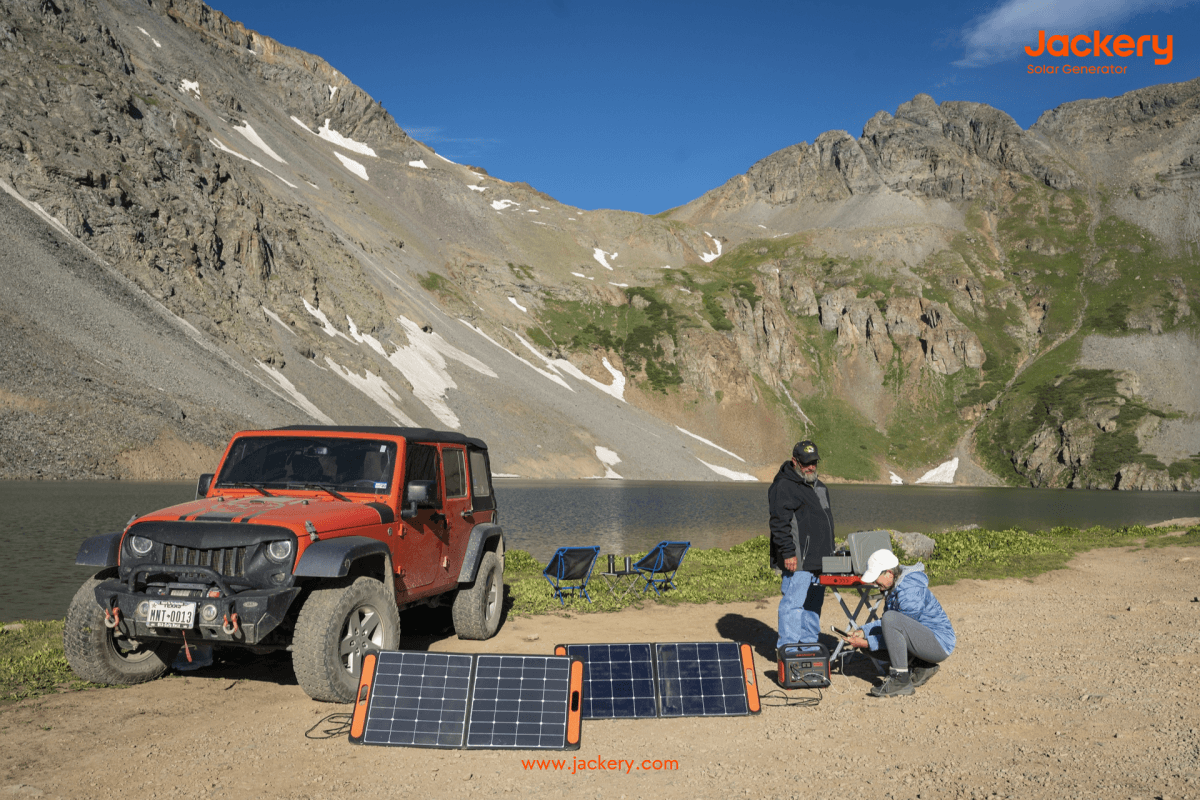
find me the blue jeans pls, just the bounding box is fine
[777,570,825,649]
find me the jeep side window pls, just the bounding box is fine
[405,443,441,506]
[444,448,467,499]
[468,448,495,511]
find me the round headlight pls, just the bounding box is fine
[266,539,293,562]
[200,603,219,623]
[129,535,154,555]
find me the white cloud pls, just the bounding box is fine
[955,0,1195,67]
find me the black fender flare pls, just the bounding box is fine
[457,523,505,584]
[294,536,392,579]
[75,531,123,567]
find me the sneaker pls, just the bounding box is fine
[911,663,940,688]
[870,668,915,698]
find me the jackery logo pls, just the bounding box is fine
[1025,30,1173,64]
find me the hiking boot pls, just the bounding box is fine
[870,668,915,698]
[911,663,940,688]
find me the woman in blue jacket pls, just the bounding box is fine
[845,549,956,698]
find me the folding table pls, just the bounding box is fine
[598,555,642,598]
[819,574,889,675]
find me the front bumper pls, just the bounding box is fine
[93,579,300,646]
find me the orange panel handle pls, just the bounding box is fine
[349,652,377,741]
[740,643,761,714]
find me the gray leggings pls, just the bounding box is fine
[881,610,949,670]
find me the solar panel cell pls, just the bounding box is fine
[352,652,579,750]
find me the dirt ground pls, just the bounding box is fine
[3,532,1199,800]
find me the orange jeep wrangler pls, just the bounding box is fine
[64,425,504,702]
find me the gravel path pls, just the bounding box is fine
[4,534,1199,799]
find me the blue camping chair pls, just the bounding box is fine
[543,546,601,606]
[633,541,691,596]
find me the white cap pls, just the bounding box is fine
[861,549,899,583]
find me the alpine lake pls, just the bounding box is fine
[2,478,1197,622]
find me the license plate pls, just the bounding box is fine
[146,600,196,629]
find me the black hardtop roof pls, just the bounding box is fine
[270,425,487,450]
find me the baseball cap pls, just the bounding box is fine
[861,549,899,583]
[793,440,820,465]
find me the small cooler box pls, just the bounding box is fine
[777,643,831,689]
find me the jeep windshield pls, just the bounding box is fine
[214,436,397,493]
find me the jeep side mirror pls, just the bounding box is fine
[400,480,435,520]
[196,473,214,499]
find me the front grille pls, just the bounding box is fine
[160,544,247,577]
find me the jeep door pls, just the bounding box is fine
[393,442,444,594]
[439,444,472,578]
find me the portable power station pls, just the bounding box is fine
[777,643,831,689]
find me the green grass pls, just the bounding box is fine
[6,522,1197,702]
[0,621,98,703]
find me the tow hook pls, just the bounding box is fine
[222,610,240,636]
[103,603,121,630]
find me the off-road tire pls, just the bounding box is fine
[292,576,401,703]
[62,573,175,685]
[452,550,504,640]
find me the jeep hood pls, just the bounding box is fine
[134,495,393,534]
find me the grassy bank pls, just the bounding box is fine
[4,521,1197,703]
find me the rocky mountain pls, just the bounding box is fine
[1,0,1197,490]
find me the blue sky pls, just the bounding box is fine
[211,0,1198,215]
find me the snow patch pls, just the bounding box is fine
[508,296,527,313]
[594,446,623,479]
[137,27,161,47]
[233,121,285,163]
[609,282,628,288]
[352,316,498,429]
[208,138,297,188]
[261,306,294,334]
[316,119,377,156]
[460,321,572,391]
[408,160,428,169]
[468,185,487,192]
[179,79,200,98]
[571,272,595,281]
[435,152,458,165]
[526,209,538,213]
[255,361,335,424]
[698,460,757,481]
[324,357,418,426]
[592,248,616,270]
[700,232,723,263]
[675,426,745,462]
[328,85,336,100]
[289,116,314,134]
[302,298,352,341]
[915,458,958,484]
[334,152,368,180]
[491,199,518,211]
[890,471,904,485]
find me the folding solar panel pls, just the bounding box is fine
[350,651,583,750]
[555,641,760,719]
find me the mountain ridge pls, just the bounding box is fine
[1,0,1196,489]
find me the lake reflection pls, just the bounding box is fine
[1,479,1196,621]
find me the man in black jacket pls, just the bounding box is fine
[769,440,835,650]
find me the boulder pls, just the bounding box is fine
[893,531,936,560]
